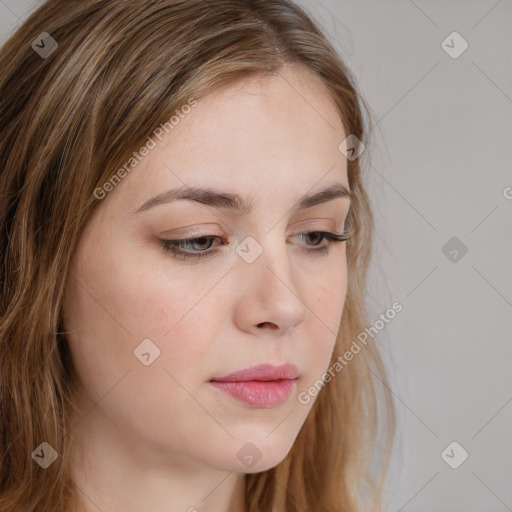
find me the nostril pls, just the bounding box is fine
[257,322,278,329]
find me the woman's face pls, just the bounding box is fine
[63,66,351,474]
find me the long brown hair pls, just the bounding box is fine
[0,1,396,510]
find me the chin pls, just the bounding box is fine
[240,456,288,474]
[218,432,296,473]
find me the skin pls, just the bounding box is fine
[62,64,351,512]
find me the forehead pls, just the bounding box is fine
[113,66,349,213]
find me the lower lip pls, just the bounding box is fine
[209,379,297,408]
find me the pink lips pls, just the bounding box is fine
[209,363,299,408]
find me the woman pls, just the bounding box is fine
[0,0,396,510]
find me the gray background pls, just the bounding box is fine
[1,1,511,511]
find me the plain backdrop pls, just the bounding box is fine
[1,1,511,511]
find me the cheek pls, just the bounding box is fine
[134,268,227,354]
[62,257,223,429]
[303,261,347,369]
[312,259,347,329]
[66,235,229,370]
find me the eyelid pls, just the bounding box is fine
[158,227,349,261]
[160,224,226,238]
[158,221,347,247]
[162,218,342,238]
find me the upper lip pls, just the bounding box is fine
[211,363,299,382]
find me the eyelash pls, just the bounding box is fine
[159,230,350,261]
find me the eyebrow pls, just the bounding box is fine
[133,182,352,215]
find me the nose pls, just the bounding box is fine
[233,235,308,336]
